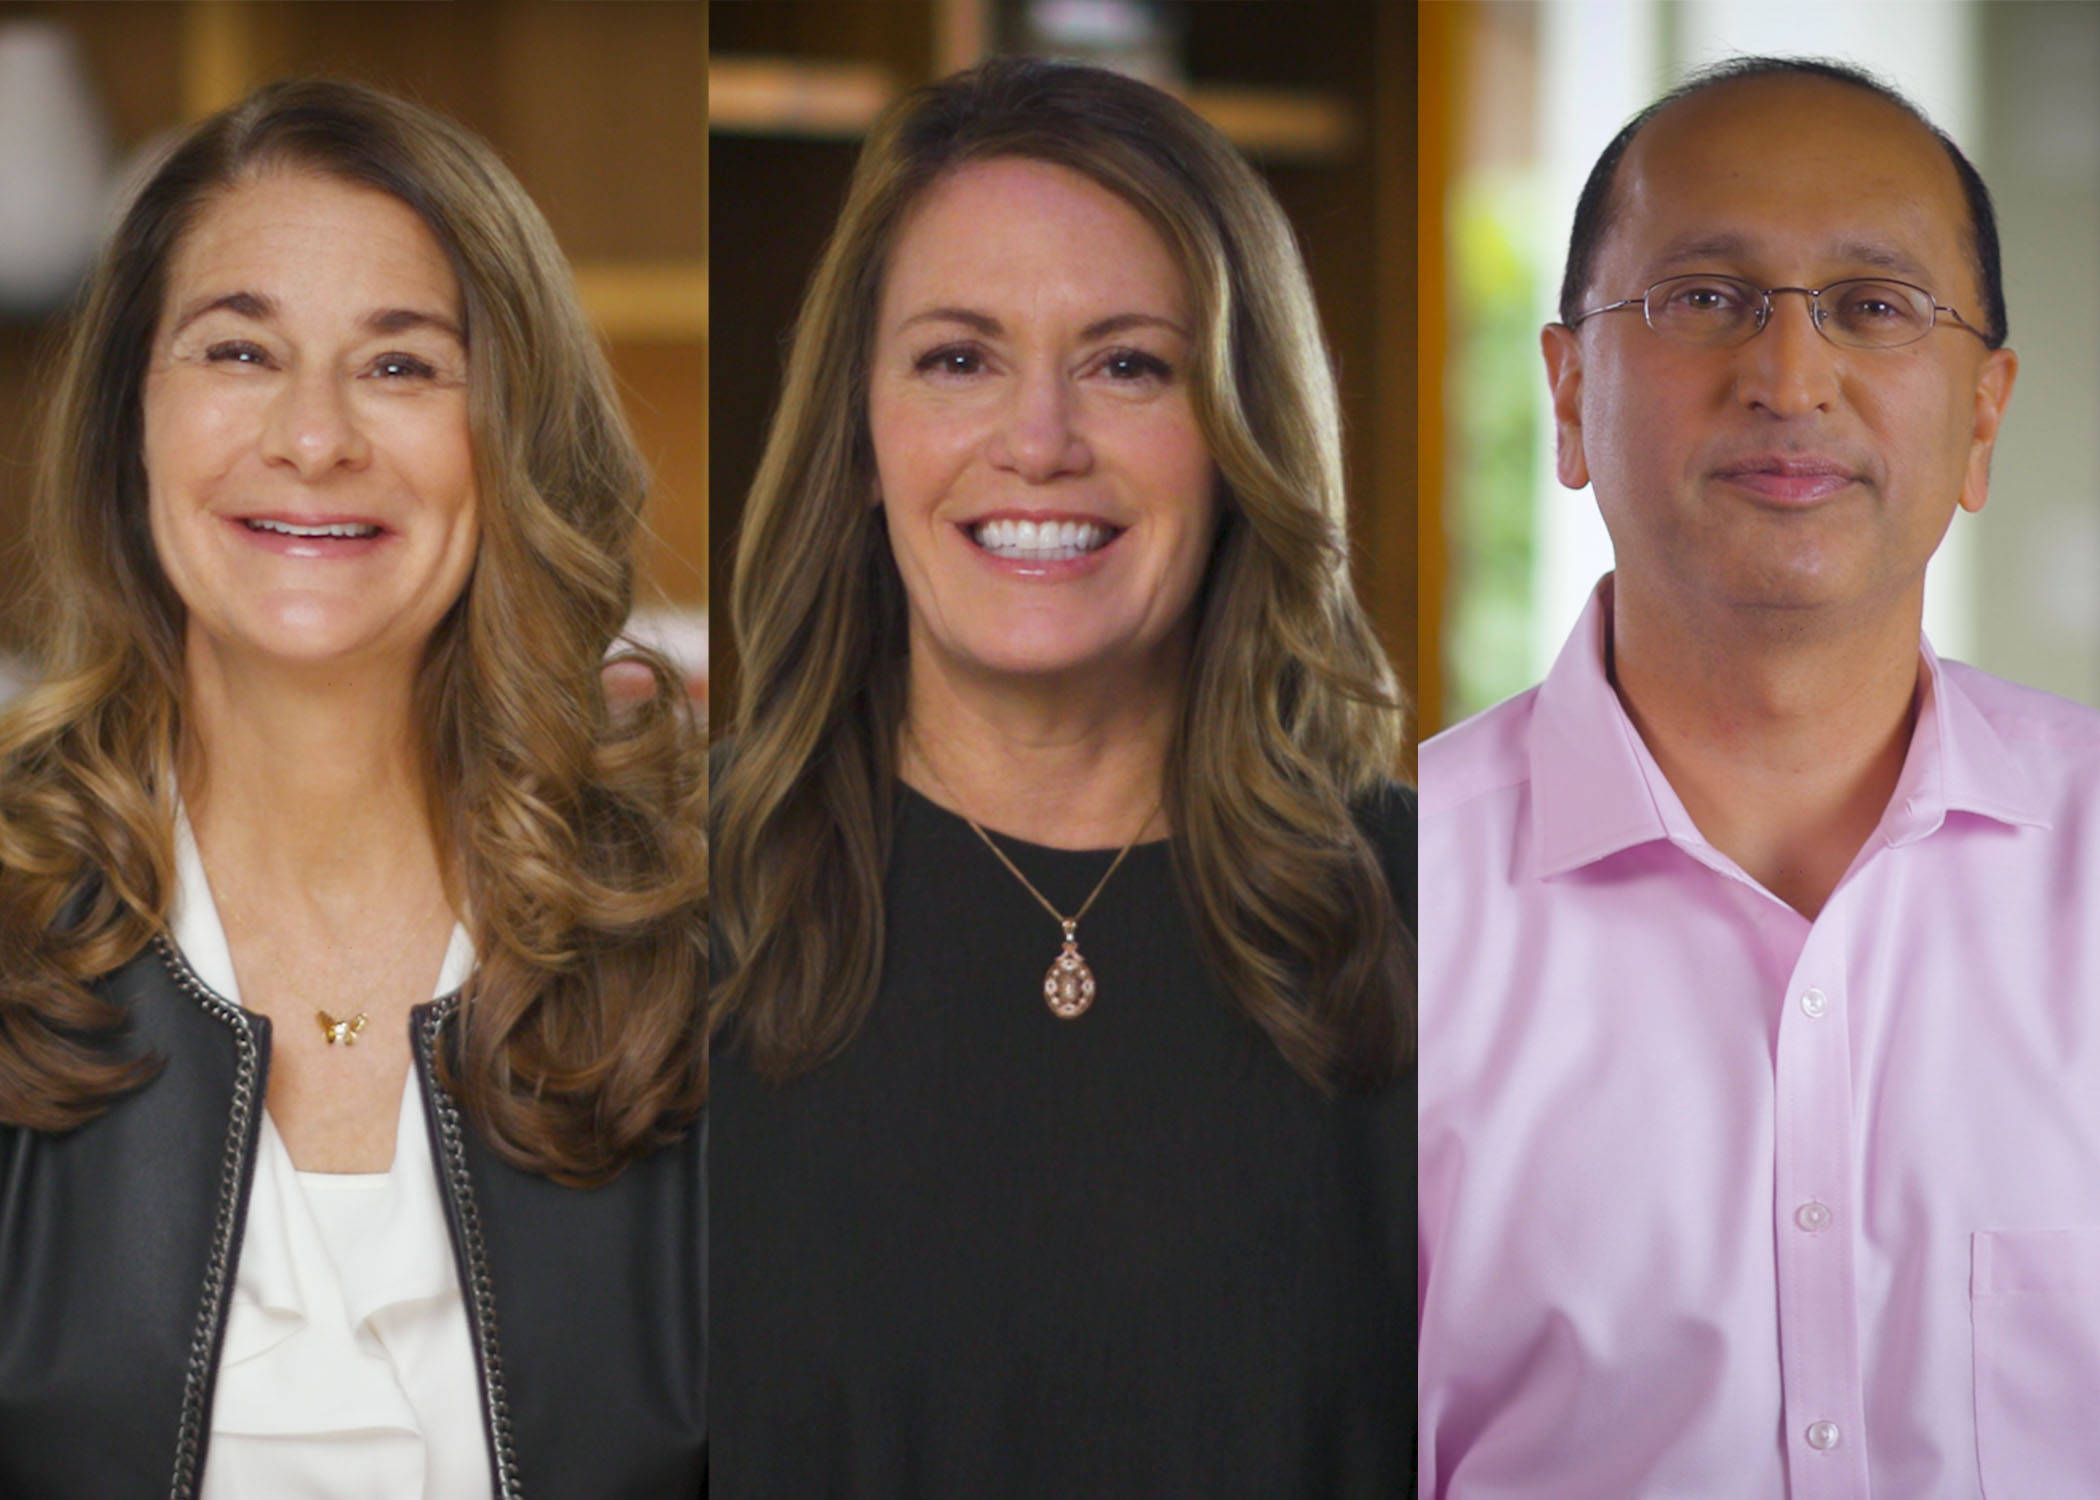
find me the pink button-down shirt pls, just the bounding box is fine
[1420,580,2100,1499]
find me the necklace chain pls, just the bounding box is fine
[207,857,447,1047]
[906,731,1157,1018]
[907,734,1156,921]
[957,803,1145,930]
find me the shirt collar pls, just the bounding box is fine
[1528,575,2050,880]
[171,805,243,1003]
[1883,637,2052,844]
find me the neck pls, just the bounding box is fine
[897,639,1180,851]
[179,633,447,907]
[1608,572,1922,918]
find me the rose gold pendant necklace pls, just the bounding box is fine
[909,735,1154,1018]
[962,820,1143,1018]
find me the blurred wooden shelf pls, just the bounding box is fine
[573,260,709,341]
[1183,86,1356,161]
[708,55,897,138]
[706,53,1357,161]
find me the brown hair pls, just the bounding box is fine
[714,57,1408,1090]
[0,78,704,1185]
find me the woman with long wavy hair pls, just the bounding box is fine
[0,80,704,1498]
[711,57,1412,1498]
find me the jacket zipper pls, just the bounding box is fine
[417,997,524,1499]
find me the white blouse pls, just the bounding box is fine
[171,818,495,1500]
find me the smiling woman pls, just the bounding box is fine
[0,80,703,1498]
[711,57,1414,1499]
[147,173,480,677]
[868,156,1218,687]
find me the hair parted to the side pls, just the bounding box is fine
[0,79,704,1185]
[1558,55,2007,347]
[713,57,1410,1091]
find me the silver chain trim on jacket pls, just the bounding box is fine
[419,997,523,1499]
[154,935,263,1500]
[150,940,518,1498]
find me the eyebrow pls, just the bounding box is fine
[364,306,464,341]
[1646,232,1935,285]
[895,306,1188,340]
[168,289,274,336]
[168,290,464,343]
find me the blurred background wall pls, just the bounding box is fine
[709,0,1417,765]
[0,0,708,699]
[1421,0,2100,735]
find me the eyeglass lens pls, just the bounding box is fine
[1644,275,1937,349]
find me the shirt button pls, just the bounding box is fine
[1795,1201,1832,1233]
[1800,987,1829,1018]
[1806,1420,1841,1451]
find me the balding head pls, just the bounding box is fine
[1558,58,2004,348]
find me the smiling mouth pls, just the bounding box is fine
[967,518,1119,562]
[242,518,383,540]
[1714,467,1858,505]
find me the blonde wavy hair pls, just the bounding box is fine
[714,58,1408,1091]
[0,79,704,1185]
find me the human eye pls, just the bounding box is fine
[367,352,439,381]
[1097,348,1173,384]
[912,343,987,379]
[203,340,273,369]
[1659,277,1751,316]
[1833,281,1913,322]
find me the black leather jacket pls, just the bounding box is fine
[0,937,704,1498]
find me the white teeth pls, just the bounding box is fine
[244,519,380,539]
[969,518,1114,562]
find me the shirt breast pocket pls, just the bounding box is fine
[1973,1227,2100,1498]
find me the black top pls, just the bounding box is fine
[711,783,1415,1499]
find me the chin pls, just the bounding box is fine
[203,601,410,668]
[1714,560,1864,614]
[961,628,1163,684]
[914,596,1184,687]
[962,645,1106,680]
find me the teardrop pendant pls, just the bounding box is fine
[1042,919,1096,1019]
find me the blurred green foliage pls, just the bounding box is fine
[1446,168,1541,721]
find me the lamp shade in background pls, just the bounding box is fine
[0,20,111,316]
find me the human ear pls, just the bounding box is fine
[1957,346,2018,515]
[1541,323,1590,490]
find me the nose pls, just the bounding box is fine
[260,363,371,479]
[987,365,1090,483]
[1734,288,1840,419]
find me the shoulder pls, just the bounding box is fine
[1941,658,2100,755]
[1939,658,2100,817]
[1351,778,1416,851]
[1351,780,1416,926]
[1419,685,1541,821]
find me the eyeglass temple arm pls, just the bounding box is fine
[1568,298,1642,327]
[1937,304,1993,343]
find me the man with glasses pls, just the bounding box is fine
[1420,57,2097,1498]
